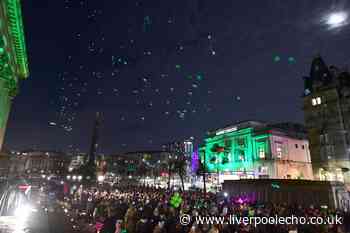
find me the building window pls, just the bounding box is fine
[302,145,305,150]
[317,97,322,104]
[312,98,317,106]
[319,168,326,181]
[276,144,283,158]
[224,139,232,148]
[295,144,298,148]
[259,147,265,159]
[326,145,335,156]
[320,134,329,145]
[236,138,246,147]
[311,97,322,106]
[335,168,344,183]
[239,154,245,161]
[260,166,268,174]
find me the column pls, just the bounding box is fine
[0,79,11,151]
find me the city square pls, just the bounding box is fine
[0,0,350,232]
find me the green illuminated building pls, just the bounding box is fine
[0,0,29,150]
[200,121,313,181]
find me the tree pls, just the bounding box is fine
[174,160,186,191]
[167,159,173,190]
[197,152,207,196]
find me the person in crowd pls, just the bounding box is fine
[59,185,347,233]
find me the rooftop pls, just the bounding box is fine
[3,0,29,78]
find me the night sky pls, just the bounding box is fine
[5,0,350,153]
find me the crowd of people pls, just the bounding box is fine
[59,185,350,233]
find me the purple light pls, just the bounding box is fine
[191,149,199,173]
[232,193,257,205]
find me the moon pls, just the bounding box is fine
[325,11,348,29]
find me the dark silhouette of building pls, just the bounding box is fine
[303,56,350,190]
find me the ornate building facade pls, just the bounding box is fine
[303,56,350,189]
[0,0,29,150]
[200,121,313,182]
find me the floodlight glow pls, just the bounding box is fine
[216,126,238,135]
[223,192,228,197]
[14,205,31,220]
[13,229,26,233]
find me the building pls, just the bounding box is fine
[163,139,194,176]
[303,56,350,189]
[68,153,87,172]
[9,150,70,178]
[163,139,194,158]
[103,153,140,176]
[123,150,170,176]
[200,121,313,182]
[0,147,11,178]
[9,150,26,175]
[0,0,29,150]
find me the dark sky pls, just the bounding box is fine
[5,0,350,153]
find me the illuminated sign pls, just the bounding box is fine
[216,126,238,135]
